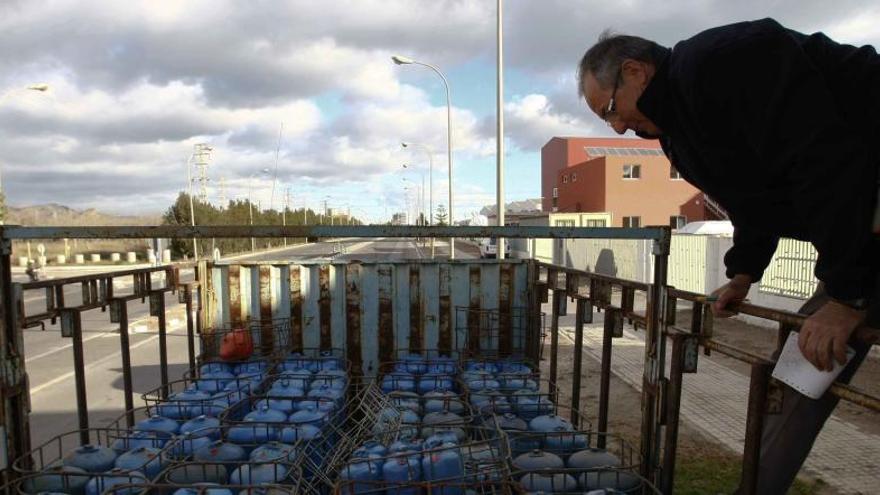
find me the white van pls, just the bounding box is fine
[479,238,511,259]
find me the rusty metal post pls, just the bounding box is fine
[640,228,670,484]
[549,290,561,397]
[570,297,585,427]
[60,309,89,444]
[110,299,134,428]
[740,362,771,494]
[182,285,196,373]
[597,307,619,448]
[149,290,169,399]
[660,334,687,494]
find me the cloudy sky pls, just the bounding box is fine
[0,1,877,222]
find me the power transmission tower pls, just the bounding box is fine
[218,176,228,208]
[192,143,213,201]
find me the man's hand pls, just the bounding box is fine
[710,274,752,318]
[798,300,865,371]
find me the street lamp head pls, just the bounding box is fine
[27,83,49,92]
[401,142,409,148]
[391,55,414,65]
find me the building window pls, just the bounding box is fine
[585,219,607,227]
[670,216,687,229]
[555,220,576,227]
[562,175,569,184]
[670,167,682,180]
[552,187,558,198]
[623,164,641,179]
[623,216,641,228]
[572,173,577,182]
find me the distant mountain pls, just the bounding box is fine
[5,203,161,226]
[480,198,542,217]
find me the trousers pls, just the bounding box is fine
[753,277,879,494]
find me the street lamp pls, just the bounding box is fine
[248,168,270,252]
[402,142,435,257]
[401,164,425,225]
[392,55,455,258]
[0,84,50,226]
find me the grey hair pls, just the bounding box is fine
[577,29,658,98]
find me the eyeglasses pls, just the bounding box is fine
[601,68,622,125]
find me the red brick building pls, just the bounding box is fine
[541,137,723,228]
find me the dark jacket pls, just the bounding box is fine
[638,18,880,301]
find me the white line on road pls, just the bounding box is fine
[24,313,156,363]
[29,323,184,395]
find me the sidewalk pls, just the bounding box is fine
[552,303,880,494]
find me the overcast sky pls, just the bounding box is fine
[0,0,877,222]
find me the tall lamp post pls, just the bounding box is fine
[392,55,455,259]
[401,165,425,225]
[402,142,435,257]
[248,168,270,253]
[0,84,50,226]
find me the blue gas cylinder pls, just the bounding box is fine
[578,470,642,492]
[519,472,578,493]
[309,376,346,391]
[294,397,337,414]
[382,456,421,495]
[307,384,345,405]
[466,378,501,392]
[359,440,388,457]
[381,372,416,393]
[513,449,564,471]
[114,446,164,479]
[500,377,539,392]
[245,405,288,423]
[160,388,211,419]
[340,458,382,494]
[388,391,421,414]
[423,391,465,415]
[63,444,118,473]
[529,414,573,432]
[233,360,268,375]
[568,448,621,469]
[422,411,463,427]
[279,424,322,443]
[545,428,588,452]
[249,442,297,462]
[417,374,454,394]
[464,360,500,374]
[196,371,235,392]
[22,466,90,494]
[172,486,233,495]
[470,391,512,415]
[276,369,312,388]
[229,463,288,485]
[424,429,461,446]
[235,372,266,391]
[84,469,147,495]
[490,412,528,432]
[499,361,532,374]
[200,362,232,375]
[180,415,221,439]
[388,437,423,455]
[228,423,277,445]
[111,430,170,452]
[288,406,327,427]
[285,353,319,372]
[422,443,463,485]
[512,390,553,420]
[170,431,213,458]
[270,379,306,396]
[317,353,344,371]
[163,464,227,485]
[254,397,296,415]
[395,354,428,375]
[134,415,180,436]
[193,440,248,462]
[460,370,494,384]
[426,357,457,375]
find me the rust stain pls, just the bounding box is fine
[259,266,274,355]
[467,266,481,355]
[499,264,513,356]
[289,266,303,353]
[409,266,422,354]
[438,265,452,354]
[345,264,363,377]
[318,265,332,350]
[228,265,242,324]
[377,265,394,364]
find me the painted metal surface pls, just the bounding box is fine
[204,260,534,376]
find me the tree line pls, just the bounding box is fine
[162,192,363,258]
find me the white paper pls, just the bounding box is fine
[771,331,855,399]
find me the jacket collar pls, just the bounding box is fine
[636,44,673,134]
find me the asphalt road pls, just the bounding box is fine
[17,237,479,450]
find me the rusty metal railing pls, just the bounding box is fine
[661,287,880,494]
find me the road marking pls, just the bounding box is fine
[411,240,424,259]
[29,324,184,395]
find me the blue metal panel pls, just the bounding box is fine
[275,266,291,320]
[422,263,440,351]
[394,264,410,353]
[331,264,346,351]
[213,266,227,326]
[480,263,500,352]
[241,266,253,322]
[513,263,530,351]
[302,265,320,350]
[360,264,379,375]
